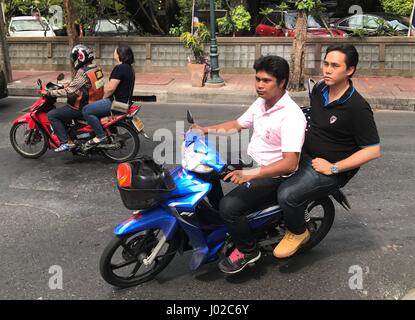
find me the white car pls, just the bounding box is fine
[8,16,56,37]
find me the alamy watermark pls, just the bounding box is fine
[48,265,63,290]
[152,121,252,166]
[348,265,369,294]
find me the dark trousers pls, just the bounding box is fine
[48,105,82,143]
[218,178,285,254]
[278,153,353,234]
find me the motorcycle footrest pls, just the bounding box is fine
[95,143,120,150]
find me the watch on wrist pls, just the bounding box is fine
[330,163,339,174]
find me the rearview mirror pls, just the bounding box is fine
[186,110,194,124]
[307,79,316,98]
[57,73,65,81]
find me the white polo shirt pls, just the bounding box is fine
[237,92,306,167]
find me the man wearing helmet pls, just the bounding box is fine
[46,44,104,152]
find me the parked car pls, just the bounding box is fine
[255,10,346,37]
[0,67,8,99]
[8,16,56,37]
[333,13,410,35]
[88,19,142,36]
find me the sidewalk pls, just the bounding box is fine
[7,70,415,111]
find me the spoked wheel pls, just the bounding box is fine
[297,196,335,254]
[10,123,48,158]
[99,229,180,288]
[101,122,140,162]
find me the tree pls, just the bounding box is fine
[0,2,12,82]
[136,0,166,35]
[288,0,324,92]
[63,0,77,48]
[381,0,414,16]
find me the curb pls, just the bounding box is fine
[401,289,415,300]
[7,86,415,111]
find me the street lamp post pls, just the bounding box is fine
[205,0,225,86]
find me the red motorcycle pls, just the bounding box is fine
[10,74,148,162]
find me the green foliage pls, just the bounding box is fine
[180,22,210,64]
[293,0,321,12]
[217,5,251,35]
[217,14,234,35]
[169,24,185,37]
[381,0,413,16]
[232,5,251,32]
[349,28,369,37]
[259,4,288,28]
[349,19,399,37]
[374,18,399,36]
[277,2,289,12]
[3,0,61,23]
[259,7,275,17]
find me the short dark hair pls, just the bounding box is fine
[324,44,359,77]
[116,45,135,65]
[253,55,290,90]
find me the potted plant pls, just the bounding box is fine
[180,23,210,87]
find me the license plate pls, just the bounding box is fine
[132,116,144,131]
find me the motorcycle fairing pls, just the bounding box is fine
[114,206,178,240]
[165,166,212,210]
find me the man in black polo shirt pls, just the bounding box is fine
[273,44,381,259]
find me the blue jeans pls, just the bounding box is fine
[82,98,112,139]
[48,105,83,143]
[277,153,355,234]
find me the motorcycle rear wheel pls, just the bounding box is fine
[101,122,140,162]
[297,197,335,254]
[99,229,179,288]
[10,123,48,159]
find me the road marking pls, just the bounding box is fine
[0,202,61,218]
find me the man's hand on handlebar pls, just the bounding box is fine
[40,89,50,97]
[190,124,206,135]
[223,169,256,185]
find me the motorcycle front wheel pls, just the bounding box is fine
[10,123,48,159]
[101,122,140,162]
[99,229,180,288]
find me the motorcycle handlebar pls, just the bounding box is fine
[219,161,253,181]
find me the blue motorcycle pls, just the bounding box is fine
[99,111,351,288]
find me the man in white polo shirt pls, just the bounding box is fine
[191,55,306,274]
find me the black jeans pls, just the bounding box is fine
[278,153,354,234]
[218,178,285,254]
[48,105,83,143]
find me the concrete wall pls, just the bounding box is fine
[6,36,415,77]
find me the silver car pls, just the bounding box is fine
[334,13,410,35]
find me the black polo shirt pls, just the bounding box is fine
[303,80,380,165]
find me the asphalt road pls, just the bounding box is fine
[0,97,414,300]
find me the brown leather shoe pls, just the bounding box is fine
[273,229,310,258]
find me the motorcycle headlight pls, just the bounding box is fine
[182,142,214,173]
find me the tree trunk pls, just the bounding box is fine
[63,0,78,49]
[0,2,12,82]
[288,10,307,92]
[138,0,165,35]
